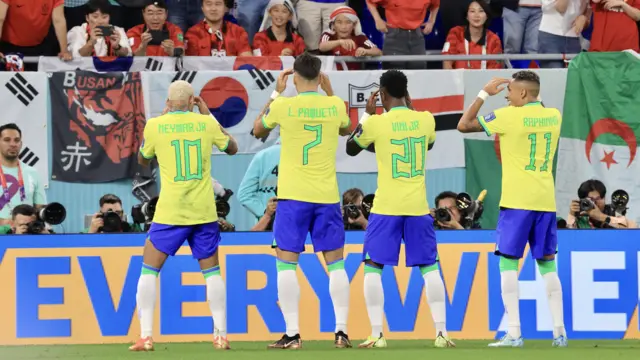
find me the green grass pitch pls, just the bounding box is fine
[2,340,640,360]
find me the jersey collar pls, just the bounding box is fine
[524,101,542,107]
[299,91,319,96]
[167,111,189,114]
[389,106,409,112]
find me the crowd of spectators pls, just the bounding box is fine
[0,0,637,71]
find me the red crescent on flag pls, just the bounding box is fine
[585,118,637,167]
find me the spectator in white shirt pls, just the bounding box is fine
[67,0,132,58]
[502,0,543,55]
[538,0,588,68]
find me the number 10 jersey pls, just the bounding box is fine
[353,106,436,216]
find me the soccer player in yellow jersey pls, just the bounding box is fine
[130,80,238,352]
[457,71,566,348]
[252,53,353,349]
[346,70,455,349]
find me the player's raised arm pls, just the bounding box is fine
[320,73,352,137]
[457,77,510,133]
[346,90,379,156]
[253,69,293,139]
[193,96,238,155]
[138,121,155,167]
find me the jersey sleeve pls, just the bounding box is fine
[252,31,269,56]
[353,115,378,148]
[209,115,231,151]
[427,113,436,145]
[262,97,284,129]
[127,26,142,52]
[140,121,156,159]
[234,26,252,54]
[442,27,461,54]
[336,98,350,128]
[477,107,511,136]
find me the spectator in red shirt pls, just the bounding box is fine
[0,0,72,60]
[442,0,502,69]
[127,0,185,57]
[589,0,640,52]
[318,6,381,70]
[185,0,252,56]
[367,0,439,69]
[253,0,305,56]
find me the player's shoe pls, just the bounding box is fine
[213,335,231,350]
[488,334,524,348]
[128,336,154,351]
[434,332,456,348]
[552,335,568,348]
[334,331,352,348]
[267,334,302,349]
[358,333,387,348]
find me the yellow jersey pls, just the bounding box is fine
[262,92,350,204]
[477,102,562,212]
[140,111,230,225]
[353,106,436,216]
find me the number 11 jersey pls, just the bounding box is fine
[477,102,562,212]
[353,106,436,216]
[140,111,230,225]
[262,92,350,204]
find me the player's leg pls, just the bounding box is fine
[530,212,566,347]
[488,209,532,348]
[404,215,455,348]
[189,222,229,350]
[268,200,312,349]
[358,214,403,348]
[312,203,351,348]
[130,224,188,351]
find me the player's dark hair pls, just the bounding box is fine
[100,194,123,207]
[464,0,493,28]
[143,0,168,11]
[435,191,458,208]
[512,71,540,85]
[0,123,22,138]
[342,188,365,205]
[12,204,36,219]
[86,0,112,16]
[380,70,408,99]
[293,52,322,81]
[578,179,607,199]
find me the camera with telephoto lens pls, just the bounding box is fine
[344,204,360,220]
[579,198,595,213]
[131,196,158,225]
[456,192,485,224]
[216,189,233,219]
[27,203,66,234]
[434,208,451,223]
[97,209,123,233]
[610,189,629,216]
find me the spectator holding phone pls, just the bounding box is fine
[127,0,185,56]
[67,0,132,57]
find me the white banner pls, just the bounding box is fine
[37,56,176,73]
[142,70,465,170]
[0,73,50,187]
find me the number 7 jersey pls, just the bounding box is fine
[140,111,230,225]
[262,92,350,204]
[477,102,562,212]
[353,106,436,216]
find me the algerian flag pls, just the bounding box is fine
[463,70,567,228]
[556,52,640,222]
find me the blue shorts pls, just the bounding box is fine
[148,222,221,260]
[272,199,345,253]
[362,213,438,267]
[495,208,558,259]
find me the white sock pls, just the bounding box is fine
[543,272,566,338]
[363,271,384,338]
[501,270,521,338]
[205,274,227,337]
[278,269,300,337]
[329,268,350,334]
[423,270,447,337]
[136,274,157,338]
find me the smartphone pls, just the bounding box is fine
[149,30,170,46]
[96,25,114,37]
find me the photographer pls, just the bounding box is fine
[85,194,142,233]
[214,179,236,232]
[431,191,482,230]
[567,179,638,229]
[342,188,368,230]
[250,197,277,231]
[0,205,49,235]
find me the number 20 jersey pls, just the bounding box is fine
[140,112,230,225]
[477,102,562,212]
[261,93,350,204]
[354,107,436,216]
